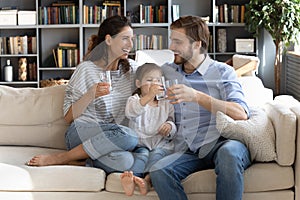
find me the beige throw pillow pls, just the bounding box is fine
[216,107,277,162]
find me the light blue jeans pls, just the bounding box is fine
[150,137,251,200]
[130,147,172,178]
[65,121,138,173]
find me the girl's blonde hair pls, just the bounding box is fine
[133,63,162,96]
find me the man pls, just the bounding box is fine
[149,15,251,200]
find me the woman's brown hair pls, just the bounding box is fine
[85,15,132,73]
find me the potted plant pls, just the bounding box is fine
[245,0,300,95]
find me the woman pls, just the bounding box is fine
[27,15,138,173]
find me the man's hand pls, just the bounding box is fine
[167,84,197,104]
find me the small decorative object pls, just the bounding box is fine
[40,78,69,88]
[4,59,13,82]
[217,29,226,52]
[18,57,27,81]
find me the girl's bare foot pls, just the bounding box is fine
[27,153,68,166]
[120,171,135,196]
[134,176,149,195]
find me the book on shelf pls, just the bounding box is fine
[240,5,245,23]
[58,42,77,48]
[54,42,79,68]
[83,1,121,24]
[86,5,102,24]
[217,4,245,23]
[52,1,76,6]
[0,36,36,55]
[139,4,167,23]
[102,1,121,7]
[133,34,164,51]
[39,4,79,24]
[28,62,37,81]
[224,4,228,23]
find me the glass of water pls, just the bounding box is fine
[99,70,112,91]
[165,79,178,101]
[156,76,166,100]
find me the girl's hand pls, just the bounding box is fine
[148,83,164,98]
[89,82,110,99]
[158,122,172,137]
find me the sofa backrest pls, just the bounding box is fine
[135,49,174,66]
[0,85,68,149]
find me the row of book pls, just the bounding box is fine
[53,43,79,68]
[132,34,164,51]
[0,36,37,55]
[83,1,121,24]
[38,1,79,25]
[215,4,246,23]
[139,4,167,23]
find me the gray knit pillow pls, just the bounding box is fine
[216,107,277,162]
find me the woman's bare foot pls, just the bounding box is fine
[120,171,135,196]
[27,144,89,167]
[27,153,68,166]
[134,176,149,195]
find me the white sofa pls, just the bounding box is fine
[1,50,300,200]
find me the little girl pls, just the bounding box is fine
[120,63,177,196]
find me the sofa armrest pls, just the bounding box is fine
[265,102,297,166]
[290,105,300,200]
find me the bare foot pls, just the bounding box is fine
[120,171,135,196]
[134,176,149,195]
[27,153,68,166]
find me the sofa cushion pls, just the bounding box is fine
[238,76,273,108]
[0,146,105,192]
[105,163,293,194]
[0,85,68,149]
[264,102,297,166]
[216,107,276,162]
[182,163,294,193]
[135,49,174,66]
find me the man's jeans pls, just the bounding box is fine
[65,121,138,173]
[150,138,251,200]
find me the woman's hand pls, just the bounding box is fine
[89,82,110,99]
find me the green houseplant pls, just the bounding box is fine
[245,0,300,95]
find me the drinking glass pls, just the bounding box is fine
[99,71,112,91]
[165,79,178,101]
[156,76,166,100]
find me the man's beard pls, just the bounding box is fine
[174,49,193,65]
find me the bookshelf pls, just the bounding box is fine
[0,0,256,88]
[173,0,256,62]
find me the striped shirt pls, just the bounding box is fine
[63,60,137,125]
